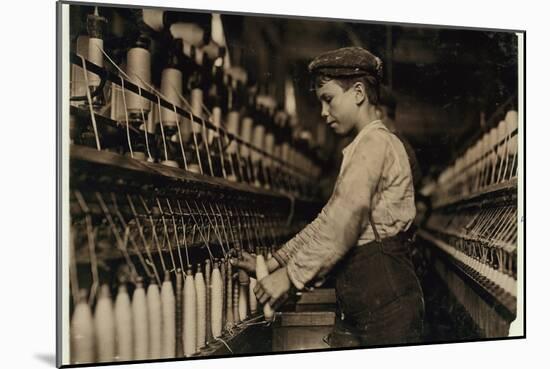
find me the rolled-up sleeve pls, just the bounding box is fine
[278,132,388,289]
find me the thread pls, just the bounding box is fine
[205,260,213,344]
[132,279,149,360]
[142,9,164,31]
[233,282,241,324]
[79,55,102,150]
[183,269,197,357]
[160,68,182,127]
[161,273,176,358]
[114,284,133,361]
[71,289,95,364]
[211,263,223,338]
[505,110,518,180]
[220,260,226,330]
[87,38,104,87]
[240,117,253,158]
[226,112,240,154]
[249,278,258,315]
[146,282,162,359]
[496,121,507,183]
[191,89,204,134]
[169,23,204,46]
[265,132,275,167]
[239,284,248,321]
[175,270,184,357]
[94,285,115,362]
[71,35,89,98]
[126,46,151,112]
[209,106,223,143]
[225,261,234,329]
[195,265,206,349]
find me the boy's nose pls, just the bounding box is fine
[321,102,329,118]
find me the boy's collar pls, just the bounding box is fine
[342,119,386,155]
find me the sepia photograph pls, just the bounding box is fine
[57,1,524,367]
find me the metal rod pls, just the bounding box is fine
[127,195,161,285]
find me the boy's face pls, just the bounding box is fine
[315,79,358,136]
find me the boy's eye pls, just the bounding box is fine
[323,96,332,103]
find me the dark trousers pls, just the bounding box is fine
[328,233,425,348]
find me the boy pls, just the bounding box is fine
[234,47,424,347]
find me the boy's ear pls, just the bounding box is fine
[353,81,367,105]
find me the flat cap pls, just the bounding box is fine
[308,46,383,79]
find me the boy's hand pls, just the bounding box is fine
[230,251,257,277]
[254,267,292,307]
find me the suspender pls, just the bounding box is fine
[366,123,416,244]
[369,211,381,243]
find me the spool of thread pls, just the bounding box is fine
[238,284,248,321]
[496,121,507,182]
[474,140,482,192]
[191,89,204,134]
[211,263,223,338]
[142,9,165,32]
[265,132,275,167]
[160,68,183,128]
[237,266,250,321]
[508,132,518,179]
[126,46,151,113]
[479,133,489,189]
[505,110,518,130]
[209,107,223,144]
[169,23,204,46]
[251,124,266,163]
[195,265,206,349]
[226,111,240,154]
[464,148,472,192]
[220,260,226,329]
[113,69,127,122]
[114,284,133,361]
[161,273,176,358]
[132,279,149,360]
[205,260,213,344]
[505,110,518,179]
[146,281,162,359]
[183,269,197,357]
[489,128,498,186]
[146,98,156,134]
[255,254,274,320]
[249,278,258,315]
[94,284,115,362]
[109,80,118,122]
[71,289,95,364]
[282,142,291,164]
[175,270,183,357]
[72,35,89,99]
[225,261,234,329]
[87,38,104,87]
[240,117,253,158]
[233,282,241,324]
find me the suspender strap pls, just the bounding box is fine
[369,210,381,243]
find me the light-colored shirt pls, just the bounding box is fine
[275,120,416,290]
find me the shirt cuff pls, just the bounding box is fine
[273,250,287,267]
